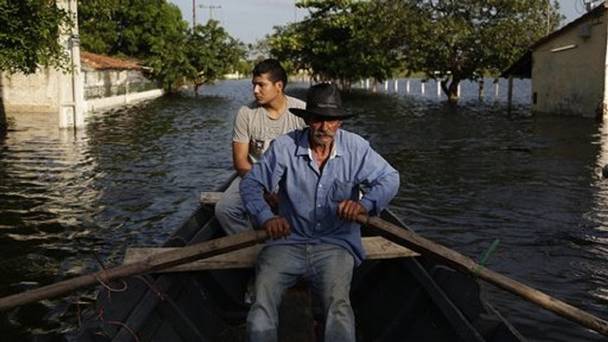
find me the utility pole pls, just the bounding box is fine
[546,0,551,35]
[199,4,222,22]
[192,0,196,29]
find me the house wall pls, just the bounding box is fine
[1,66,163,127]
[0,0,82,128]
[0,0,162,129]
[0,69,62,114]
[532,11,607,117]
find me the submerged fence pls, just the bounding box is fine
[354,77,531,104]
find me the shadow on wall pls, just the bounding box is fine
[104,71,112,97]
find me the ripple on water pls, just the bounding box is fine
[1,79,607,341]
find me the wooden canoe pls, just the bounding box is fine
[68,175,525,341]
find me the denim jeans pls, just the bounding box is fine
[215,177,253,234]
[247,243,355,342]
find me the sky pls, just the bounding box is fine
[170,0,307,44]
[169,0,600,45]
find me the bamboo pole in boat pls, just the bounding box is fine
[0,230,268,312]
[357,214,608,337]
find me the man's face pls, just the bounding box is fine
[307,116,342,147]
[252,73,282,105]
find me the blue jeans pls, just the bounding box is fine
[215,177,253,234]
[247,244,356,342]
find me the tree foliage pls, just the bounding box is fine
[186,20,246,93]
[79,0,189,90]
[402,0,563,102]
[268,0,406,88]
[79,0,245,92]
[0,0,73,74]
[267,0,562,103]
[79,0,188,58]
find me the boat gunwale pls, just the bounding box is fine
[75,172,524,341]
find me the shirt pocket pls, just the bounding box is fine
[329,180,358,203]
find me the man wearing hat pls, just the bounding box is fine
[240,83,400,341]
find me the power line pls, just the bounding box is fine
[199,4,222,22]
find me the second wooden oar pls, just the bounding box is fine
[0,230,268,312]
[357,214,608,337]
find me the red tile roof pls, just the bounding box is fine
[80,51,142,70]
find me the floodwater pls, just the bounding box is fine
[0,78,606,341]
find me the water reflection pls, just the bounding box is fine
[343,88,606,341]
[585,120,608,328]
[0,114,99,337]
[0,80,606,341]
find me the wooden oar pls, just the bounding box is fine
[357,214,608,337]
[0,230,268,312]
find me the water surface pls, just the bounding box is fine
[0,79,606,341]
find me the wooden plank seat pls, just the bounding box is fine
[124,236,418,272]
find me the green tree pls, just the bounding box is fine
[79,1,246,93]
[0,0,73,74]
[79,0,192,91]
[77,0,119,54]
[79,0,187,58]
[402,0,563,103]
[267,0,406,89]
[145,24,193,93]
[186,20,246,93]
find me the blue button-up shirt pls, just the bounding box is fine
[240,128,399,265]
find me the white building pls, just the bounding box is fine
[0,0,162,129]
[0,0,84,128]
[504,2,608,119]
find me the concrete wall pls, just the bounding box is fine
[86,89,164,112]
[0,69,62,114]
[1,66,163,127]
[0,0,163,129]
[0,0,83,128]
[532,11,607,117]
[83,69,162,112]
[83,69,157,98]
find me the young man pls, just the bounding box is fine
[240,83,400,341]
[215,59,305,235]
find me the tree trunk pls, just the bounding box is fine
[340,79,352,92]
[441,78,460,104]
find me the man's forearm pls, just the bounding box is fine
[233,155,253,176]
[362,170,400,215]
[240,175,275,227]
[232,141,252,177]
[235,163,252,177]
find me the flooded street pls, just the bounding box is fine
[0,79,607,341]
